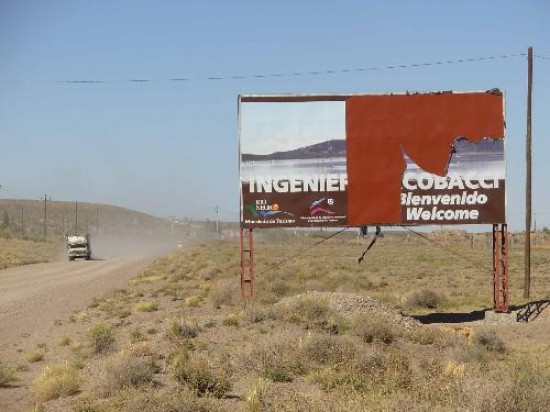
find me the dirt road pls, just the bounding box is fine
[0,256,152,354]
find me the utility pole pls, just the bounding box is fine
[75,199,78,234]
[524,46,533,299]
[43,194,47,240]
[21,203,24,237]
[215,205,219,235]
[96,206,100,236]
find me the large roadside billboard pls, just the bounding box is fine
[239,92,505,228]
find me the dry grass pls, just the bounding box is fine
[28,231,550,411]
[0,237,59,270]
[88,322,115,354]
[31,362,80,402]
[0,362,16,387]
[25,350,45,363]
[404,288,444,309]
[172,352,231,397]
[133,300,159,312]
[96,354,157,397]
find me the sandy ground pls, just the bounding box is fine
[0,255,154,411]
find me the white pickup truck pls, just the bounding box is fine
[66,234,92,261]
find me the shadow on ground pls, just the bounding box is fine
[512,300,550,323]
[411,300,550,324]
[411,309,489,324]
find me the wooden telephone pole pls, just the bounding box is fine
[524,47,533,299]
[43,194,47,240]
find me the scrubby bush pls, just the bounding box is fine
[185,295,202,307]
[97,354,156,397]
[210,279,238,308]
[222,314,240,327]
[173,353,231,397]
[276,296,349,334]
[26,350,45,363]
[405,289,443,309]
[353,316,399,345]
[88,322,115,354]
[170,320,199,339]
[58,336,71,347]
[302,334,356,366]
[480,360,550,412]
[134,300,159,312]
[31,363,80,402]
[474,330,506,354]
[0,363,16,387]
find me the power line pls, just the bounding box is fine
[257,227,349,277]
[3,52,531,85]
[399,225,489,273]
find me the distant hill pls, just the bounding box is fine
[0,199,198,240]
[242,139,346,161]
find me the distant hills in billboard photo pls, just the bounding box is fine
[242,139,346,161]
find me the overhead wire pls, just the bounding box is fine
[399,225,491,273]
[256,227,349,277]
[2,52,532,85]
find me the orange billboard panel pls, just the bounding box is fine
[346,92,505,225]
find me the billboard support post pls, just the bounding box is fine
[493,223,509,312]
[240,227,255,300]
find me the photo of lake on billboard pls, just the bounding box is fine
[403,137,505,180]
[239,100,346,181]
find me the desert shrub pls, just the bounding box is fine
[353,316,399,345]
[277,296,349,334]
[302,334,356,366]
[473,330,506,354]
[210,279,238,308]
[26,350,45,363]
[407,327,439,345]
[185,295,202,307]
[354,349,386,374]
[170,320,199,339]
[222,314,240,327]
[0,363,16,387]
[244,306,275,324]
[405,289,443,309]
[269,279,292,297]
[88,322,115,354]
[117,308,132,319]
[385,354,413,391]
[130,329,145,343]
[133,300,158,312]
[97,354,156,397]
[105,389,225,412]
[128,342,154,357]
[245,335,307,383]
[245,377,269,412]
[31,362,80,402]
[295,296,330,321]
[58,336,72,347]
[480,360,550,412]
[173,353,231,397]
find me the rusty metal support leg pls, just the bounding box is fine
[493,223,509,312]
[240,227,255,300]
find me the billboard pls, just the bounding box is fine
[239,92,505,228]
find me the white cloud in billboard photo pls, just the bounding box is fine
[240,101,345,155]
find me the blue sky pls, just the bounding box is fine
[241,101,345,154]
[0,0,548,229]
